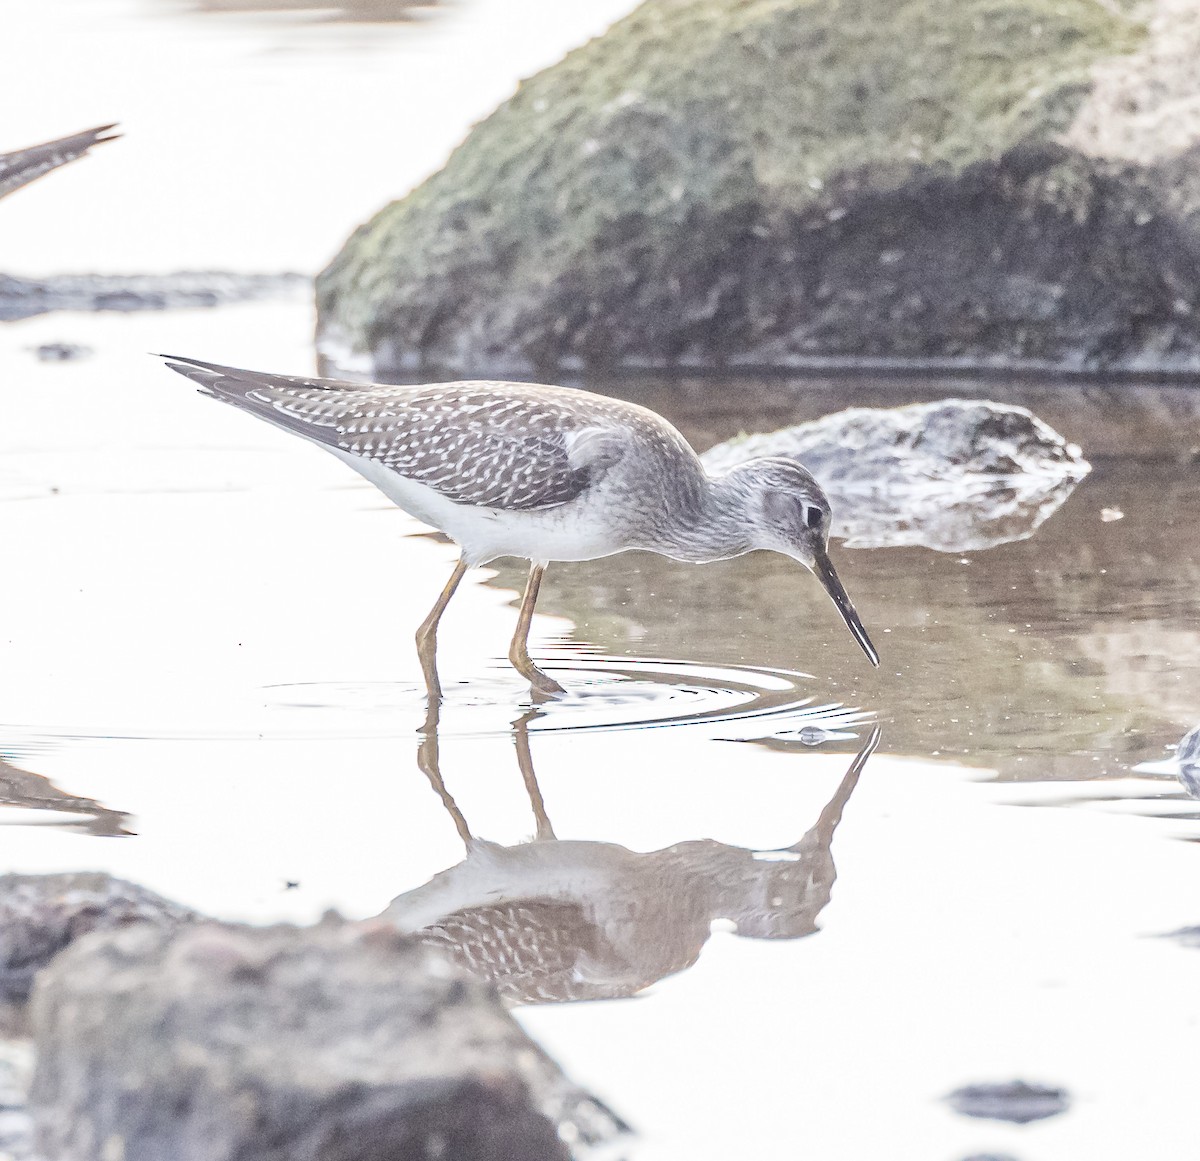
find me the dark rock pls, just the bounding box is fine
[0,873,194,1034]
[30,920,624,1161]
[0,271,309,322]
[701,399,1090,552]
[316,0,1200,376]
[945,1079,1070,1124]
[0,125,118,203]
[32,342,92,362]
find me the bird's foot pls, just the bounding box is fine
[528,669,566,699]
[509,647,565,698]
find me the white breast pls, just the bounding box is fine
[326,448,627,566]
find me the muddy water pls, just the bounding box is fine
[2,300,1200,1160]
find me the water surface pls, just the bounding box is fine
[3,0,1200,1154]
[2,301,1199,1160]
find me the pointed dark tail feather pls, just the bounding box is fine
[157,354,238,399]
[156,353,355,397]
[0,124,121,201]
[155,354,359,446]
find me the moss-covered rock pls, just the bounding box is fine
[317,0,1200,375]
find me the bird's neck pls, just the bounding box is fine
[652,471,756,563]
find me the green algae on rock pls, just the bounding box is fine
[317,0,1200,375]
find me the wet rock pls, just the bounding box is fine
[0,271,308,322]
[0,873,194,1033]
[30,920,623,1161]
[700,399,1090,552]
[1134,723,1200,798]
[31,342,92,362]
[945,1080,1070,1124]
[317,0,1200,376]
[0,125,118,202]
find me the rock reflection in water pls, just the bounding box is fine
[0,757,130,837]
[383,710,879,1003]
[701,399,1090,553]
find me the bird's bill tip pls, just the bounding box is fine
[811,549,880,668]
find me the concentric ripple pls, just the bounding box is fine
[264,655,872,741]
[0,656,872,745]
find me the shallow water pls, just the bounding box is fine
[4,1,1200,1156]
[3,300,1200,1160]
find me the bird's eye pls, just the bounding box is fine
[803,504,822,530]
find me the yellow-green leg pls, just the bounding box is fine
[508,562,565,697]
[415,556,468,700]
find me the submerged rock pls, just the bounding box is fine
[31,342,92,362]
[701,399,1090,552]
[945,1080,1070,1124]
[30,920,623,1160]
[0,271,308,322]
[317,0,1200,376]
[0,872,192,1033]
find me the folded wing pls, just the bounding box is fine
[161,356,626,512]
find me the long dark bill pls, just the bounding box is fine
[811,548,880,668]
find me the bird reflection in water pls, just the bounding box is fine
[0,756,130,837]
[383,704,881,1003]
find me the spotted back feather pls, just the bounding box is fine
[161,356,688,512]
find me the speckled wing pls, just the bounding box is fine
[0,125,119,201]
[162,356,627,511]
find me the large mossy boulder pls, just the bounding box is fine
[317,0,1200,375]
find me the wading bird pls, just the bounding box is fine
[0,125,119,202]
[162,357,879,694]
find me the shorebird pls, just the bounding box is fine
[0,125,119,202]
[1135,724,1200,799]
[162,356,879,694]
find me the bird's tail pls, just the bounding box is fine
[0,124,120,201]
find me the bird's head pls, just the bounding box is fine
[726,457,879,667]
